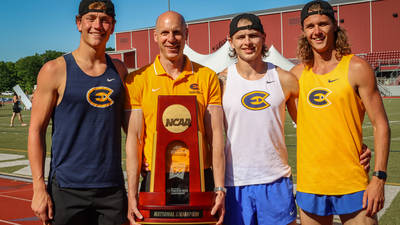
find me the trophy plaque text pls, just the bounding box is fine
[137,95,216,224]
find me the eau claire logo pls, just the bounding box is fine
[162,104,192,133]
[86,87,114,108]
[307,88,332,108]
[241,91,270,110]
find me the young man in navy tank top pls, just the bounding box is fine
[28,1,128,224]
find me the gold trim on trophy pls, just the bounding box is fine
[198,131,205,192]
[150,132,157,192]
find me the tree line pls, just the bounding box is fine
[0,50,65,94]
[0,48,115,94]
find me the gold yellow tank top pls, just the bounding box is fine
[297,54,368,195]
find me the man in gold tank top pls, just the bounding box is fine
[290,1,390,224]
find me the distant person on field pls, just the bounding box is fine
[10,93,27,127]
[290,0,390,224]
[28,0,128,224]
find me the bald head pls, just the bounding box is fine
[154,11,188,63]
[155,11,186,32]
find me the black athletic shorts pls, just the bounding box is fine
[49,176,128,225]
[12,105,21,113]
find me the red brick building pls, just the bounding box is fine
[110,0,400,71]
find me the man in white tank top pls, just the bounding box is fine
[220,12,372,225]
[219,13,299,225]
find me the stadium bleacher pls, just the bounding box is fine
[361,51,400,70]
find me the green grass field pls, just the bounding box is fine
[0,98,399,223]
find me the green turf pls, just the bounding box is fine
[379,190,400,225]
[0,98,399,223]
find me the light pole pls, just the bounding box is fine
[168,0,170,11]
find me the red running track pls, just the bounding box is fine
[0,177,39,225]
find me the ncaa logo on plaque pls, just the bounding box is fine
[162,104,192,133]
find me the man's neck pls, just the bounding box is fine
[236,57,267,80]
[159,55,185,80]
[72,43,108,76]
[311,48,340,75]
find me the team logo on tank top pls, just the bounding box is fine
[307,87,332,108]
[241,91,270,110]
[86,86,114,108]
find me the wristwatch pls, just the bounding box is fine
[214,186,227,193]
[372,171,387,181]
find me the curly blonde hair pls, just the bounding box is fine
[297,3,352,67]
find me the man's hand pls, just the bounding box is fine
[211,191,225,225]
[360,143,372,172]
[363,177,385,217]
[127,194,143,225]
[141,160,150,178]
[31,188,53,225]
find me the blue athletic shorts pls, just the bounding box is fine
[296,190,364,216]
[224,177,297,225]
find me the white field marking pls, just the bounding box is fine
[378,185,400,219]
[0,154,24,161]
[363,136,400,141]
[0,160,30,168]
[391,137,400,141]
[13,158,50,177]
[0,219,20,225]
[387,111,400,116]
[363,136,374,140]
[362,120,400,129]
[0,194,31,202]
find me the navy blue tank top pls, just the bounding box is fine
[50,53,124,188]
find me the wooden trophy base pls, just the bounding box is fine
[137,191,217,224]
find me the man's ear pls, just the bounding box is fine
[76,16,82,32]
[153,30,158,44]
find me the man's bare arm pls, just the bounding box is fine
[350,56,390,216]
[204,105,225,225]
[28,57,65,224]
[125,110,144,224]
[277,67,299,123]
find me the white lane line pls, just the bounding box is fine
[0,194,31,202]
[0,219,20,225]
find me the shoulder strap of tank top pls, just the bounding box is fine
[63,53,73,65]
[105,54,118,72]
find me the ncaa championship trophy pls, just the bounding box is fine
[137,95,217,224]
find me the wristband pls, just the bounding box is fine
[372,171,387,181]
[214,186,227,193]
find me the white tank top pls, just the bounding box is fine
[223,63,291,186]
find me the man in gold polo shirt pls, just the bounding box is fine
[124,11,225,225]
